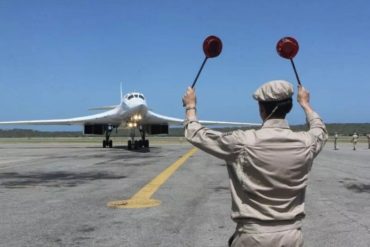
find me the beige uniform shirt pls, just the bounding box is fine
[185,111,327,223]
[352,134,359,143]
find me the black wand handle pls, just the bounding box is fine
[290,59,302,86]
[191,57,208,88]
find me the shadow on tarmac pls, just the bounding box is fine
[344,183,370,193]
[0,171,126,188]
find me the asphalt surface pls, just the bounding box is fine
[0,142,369,247]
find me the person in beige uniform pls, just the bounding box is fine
[367,134,370,149]
[352,132,359,151]
[334,132,339,150]
[183,80,328,247]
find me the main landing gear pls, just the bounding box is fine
[102,126,113,148]
[127,126,149,150]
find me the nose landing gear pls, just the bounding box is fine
[127,126,149,150]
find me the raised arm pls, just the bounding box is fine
[183,87,197,122]
[297,85,328,156]
[182,87,242,160]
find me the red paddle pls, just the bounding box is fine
[191,35,223,88]
[276,37,302,85]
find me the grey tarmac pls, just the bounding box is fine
[0,142,369,247]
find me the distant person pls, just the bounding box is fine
[352,132,359,150]
[367,134,370,149]
[334,132,339,150]
[183,80,328,247]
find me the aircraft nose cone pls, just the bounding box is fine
[137,103,146,110]
[135,103,148,114]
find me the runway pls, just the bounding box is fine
[0,141,369,247]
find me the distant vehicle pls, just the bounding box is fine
[0,86,260,149]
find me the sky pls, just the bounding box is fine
[0,0,369,131]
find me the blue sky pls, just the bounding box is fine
[0,0,369,131]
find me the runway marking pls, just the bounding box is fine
[107,147,198,209]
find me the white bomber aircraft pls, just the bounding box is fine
[0,87,260,149]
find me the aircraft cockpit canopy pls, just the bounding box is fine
[126,93,145,100]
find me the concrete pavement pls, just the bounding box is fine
[0,142,369,246]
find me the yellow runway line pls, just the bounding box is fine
[107,147,198,209]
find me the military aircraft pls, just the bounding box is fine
[0,87,260,149]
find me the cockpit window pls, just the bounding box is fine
[127,93,145,100]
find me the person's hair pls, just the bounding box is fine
[259,98,293,119]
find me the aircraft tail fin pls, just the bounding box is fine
[120,82,123,101]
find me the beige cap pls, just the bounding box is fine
[253,80,294,101]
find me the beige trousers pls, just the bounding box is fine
[229,228,304,247]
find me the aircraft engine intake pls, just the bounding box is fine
[84,124,107,135]
[144,124,169,135]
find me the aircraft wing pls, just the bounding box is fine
[88,105,117,111]
[142,110,260,127]
[0,109,260,127]
[141,111,184,125]
[0,109,122,126]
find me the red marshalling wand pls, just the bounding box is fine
[191,35,223,88]
[276,36,302,85]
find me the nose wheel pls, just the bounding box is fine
[127,126,149,150]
